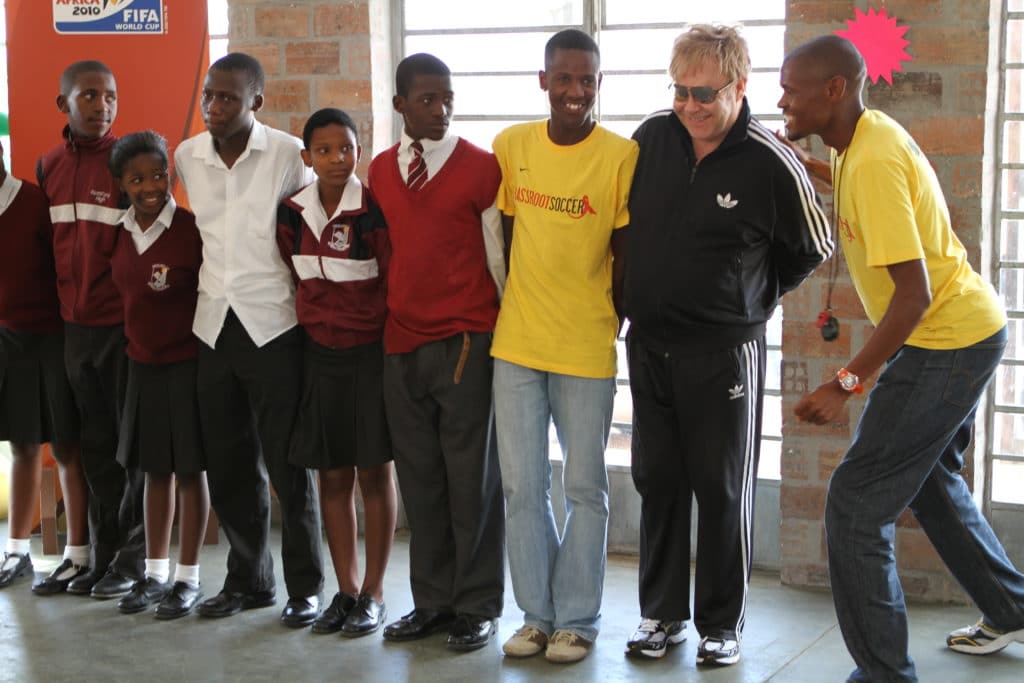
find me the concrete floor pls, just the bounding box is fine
[1,526,1023,682]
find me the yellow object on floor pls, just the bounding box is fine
[0,467,8,521]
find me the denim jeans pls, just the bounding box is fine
[493,359,614,641]
[826,327,1024,683]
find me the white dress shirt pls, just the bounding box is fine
[121,196,176,255]
[174,120,313,347]
[397,131,506,297]
[0,174,23,216]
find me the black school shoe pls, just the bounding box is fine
[66,566,105,595]
[281,595,321,628]
[341,594,386,637]
[0,552,33,589]
[447,614,497,651]
[198,589,277,618]
[155,582,203,620]
[311,592,358,634]
[117,577,171,614]
[90,569,135,599]
[383,608,456,642]
[33,559,90,596]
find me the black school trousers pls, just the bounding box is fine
[197,311,323,598]
[64,322,144,577]
[383,331,504,618]
[628,332,765,640]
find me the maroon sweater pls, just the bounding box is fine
[110,207,202,364]
[367,138,501,354]
[276,181,389,350]
[37,126,123,326]
[0,179,62,334]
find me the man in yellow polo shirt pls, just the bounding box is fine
[780,35,1024,683]
[490,29,638,664]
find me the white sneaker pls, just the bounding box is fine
[625,618,686,658]
[502,625,549,658]
[947,619,1024,655]
[544,630,593,663]
[696,635,740,665]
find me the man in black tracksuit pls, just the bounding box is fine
[622,25,832,666]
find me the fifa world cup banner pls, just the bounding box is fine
[4,0,209,197]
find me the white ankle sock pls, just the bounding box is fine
[5,538,30,556]
[62,545,89,567]
[145,558,170,584]
[173,563,200,589]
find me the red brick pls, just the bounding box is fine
[230,43,281,77]
[874,0,944,23]
[781,563,831,588]
[780,519,824,560]
[314,1,369,37]
[950,159,981,198]
[780,483,827,520]
[908,27,987,66]
[255,7,309,39]
[783,323,851,359]
[342,39,372,78]
[896,528,945,572]
[909,117,984,156]
[263,79,311,114]
[286,41,340,75]
[781,447,811,481]
[816,448,844,481]
[315,78,373,109]
[866,71,942,113]
[957,71,988,113]
[786,0,853,25]
[782,359,809,395]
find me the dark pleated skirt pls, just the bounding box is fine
[290,338,392,470]
[116,357,205,474]
[0,326,79,444]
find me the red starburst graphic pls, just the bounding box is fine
[835,7,913,85]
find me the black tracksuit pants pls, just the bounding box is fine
[628,332,765,640]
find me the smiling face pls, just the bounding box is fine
[59,71,118,140]
[777,58,832,142]
[201,67,261,142]
[541,47,601,141]
[301,123,361,193]
[672,59,746,155]
[118,152,169,228]
[394,73,453,141]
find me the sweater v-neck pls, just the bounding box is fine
[390,137,465,197]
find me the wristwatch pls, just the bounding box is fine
[836,368,864,395]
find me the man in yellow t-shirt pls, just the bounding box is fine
[780,35,1024,682]
[490,29,638,664]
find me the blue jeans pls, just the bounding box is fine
[493,359,614,641]
[826,328,1024,683]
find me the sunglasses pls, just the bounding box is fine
[670,80,735,104]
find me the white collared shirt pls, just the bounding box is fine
[288,175,364,241]
[0,174,23,216]
[121,196,177,255]
[174,120,313,347]
[395,130,506,297]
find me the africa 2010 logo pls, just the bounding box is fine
[53,0,164,35]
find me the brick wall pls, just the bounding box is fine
[226,0,376,177]
[781,0,991,601]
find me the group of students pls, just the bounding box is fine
[3,21,1024,681]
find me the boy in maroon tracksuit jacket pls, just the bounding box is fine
[275,108,396,637]
[0,139,90,594]
[36,60,145,598]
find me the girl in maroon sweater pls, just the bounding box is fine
[276,109,395,637]
[108,131,209,619]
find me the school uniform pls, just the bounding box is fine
[38,126,144,578]
[367,131,505,619]
[0,174,79,446]
[110,199,204,476]
[174,121,324,600]
[276,177,391,471]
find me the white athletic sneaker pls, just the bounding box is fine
[947,619,1024,655]
[696,635,740,665]
[625,618,687,658]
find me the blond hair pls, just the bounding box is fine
[669,24,751,82]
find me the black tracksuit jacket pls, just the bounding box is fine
[624,100,833,353]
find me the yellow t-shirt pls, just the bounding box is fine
[491,121,639,378]
[832,110,1004,349]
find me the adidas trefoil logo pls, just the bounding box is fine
[728,383,745,400]
[717,192,738,209]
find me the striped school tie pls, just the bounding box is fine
[407,140,427,191]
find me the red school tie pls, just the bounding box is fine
[407,140,427,191]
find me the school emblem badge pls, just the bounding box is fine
[148,264,169,291]
[329,224,351,252]
[53,0,165,35]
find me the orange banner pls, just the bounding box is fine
[4,0,209,200]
